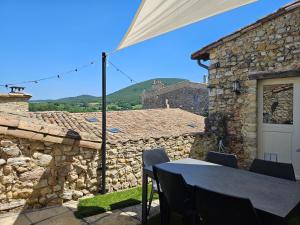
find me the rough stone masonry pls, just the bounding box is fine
[191,3,300,165]
[0,133,216,213]
[0,109,217,212]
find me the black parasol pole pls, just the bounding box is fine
[101,52,107,194]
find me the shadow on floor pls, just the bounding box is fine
[110,199,142,211]
[75,198,142,219]
[0,202,83,225]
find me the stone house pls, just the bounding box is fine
[141,80,208,116]
[0,93,216,212]
[191,1,300,178]
[2,1,298,212]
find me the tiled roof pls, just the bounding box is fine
[191,0,300,60]
[0,111,101,149]
[73,108,205,142]
[28,111,101,138]
[0,109,205,146]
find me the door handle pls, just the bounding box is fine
[297,149,300,153]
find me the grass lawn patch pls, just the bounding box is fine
[75,186,157,219]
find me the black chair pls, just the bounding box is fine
[194,186,262,225]
[249,159,296,181]
[205,151,238,168]
[142,148,170,215]
[153,166,198,225]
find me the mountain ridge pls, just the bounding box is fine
[30,78,187,104]
[29,78,187,112]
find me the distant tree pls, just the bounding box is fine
[132,104,143,110]
[107,104,122,111]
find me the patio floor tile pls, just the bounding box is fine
[0,214,31,225]
[83,210,115,223]
[34,210,82,225]
[120,200,160,221]
[0,199,160,225]
[89,212,139,225]
[25,206,70,223]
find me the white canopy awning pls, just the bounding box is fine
[117,0,257,50]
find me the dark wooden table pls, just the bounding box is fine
[142,158,300,225]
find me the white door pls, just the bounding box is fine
[258,77,300,180]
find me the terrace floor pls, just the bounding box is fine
[0,200,160,225]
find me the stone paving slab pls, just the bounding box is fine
[0,200,159,225]
[0,214,31,225]
[25,206,70,223]
[83,210,140,225]
[83,211,116,224]
[34,211,83,225]
[119,200,160,221]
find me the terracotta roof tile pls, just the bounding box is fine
[0,108,205,144]
[73,108,205,142]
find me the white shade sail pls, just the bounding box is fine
[117,0,257,50]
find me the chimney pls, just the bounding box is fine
[165,98,170,109]
[0,87,32,113]
[152,80,165,91]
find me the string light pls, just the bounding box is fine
[108,61,137,83]
[0,60,97,88]
[0,59,137,89]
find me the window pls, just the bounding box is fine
[86,117,98,122]
[108,128,120,133]
[263,83,293,124]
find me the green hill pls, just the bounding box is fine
[107,78,186,105]
[31,95,99,103]
[29,78,187,112]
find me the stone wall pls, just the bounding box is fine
[142,86,208,116]
[0,135,99,212]
[106,133,217,192]
[0,132,217,212]
[206,7,300,164]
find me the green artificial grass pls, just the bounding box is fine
[75,186,157,219]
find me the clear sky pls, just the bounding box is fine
[0,0,292,100]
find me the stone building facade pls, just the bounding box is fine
[191,1,300,164]
[141,81,208,116]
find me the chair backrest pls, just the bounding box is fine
[250,159,296,181]
[153,166,191,213]
[194,186,262,225]
[205,151,238,168]
[142,148,170,167]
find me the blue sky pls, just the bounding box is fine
[0,0,291,100]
